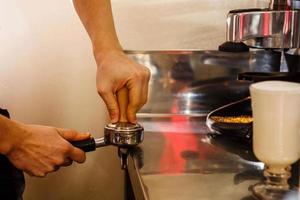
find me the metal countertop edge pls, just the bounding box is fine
[127,153,149,200]
[124,49,205,54]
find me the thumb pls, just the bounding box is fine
[57,129,91,142]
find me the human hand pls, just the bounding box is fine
[95,51,150,123]
[5,123,90,177]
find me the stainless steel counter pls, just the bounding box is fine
[134,116,263,200]
[125,50,299,200]
[128,116,299,200]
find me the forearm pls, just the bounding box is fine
[73,0,150,123]
[72,0,122,58]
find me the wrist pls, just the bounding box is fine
[93,48,125,67]
[91,32,123,54]
[0,116,24,155]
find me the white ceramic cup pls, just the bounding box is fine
[250,81,300,170]
[250,81,300,199]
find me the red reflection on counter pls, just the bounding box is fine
[159,100,201,173]
[263,13,270,36]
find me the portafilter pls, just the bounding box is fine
[71,88,144,152]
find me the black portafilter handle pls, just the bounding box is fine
[71,138,97,152]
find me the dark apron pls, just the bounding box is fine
[0,108,25,200]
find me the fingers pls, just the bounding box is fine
[24,157,73,177]
[56,128,87,163]
[126,68,150,123]
[98,90,119,123]
[23,165,59,177]
[96,54,150,124]
[127,83,143,123]
[141,69,150,106]
[68,146,86,164]
[57,129,91,142]
[11,125,88,178]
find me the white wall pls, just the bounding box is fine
[0,0,269,131]
[0,0,106,134]
[113,0,269,50]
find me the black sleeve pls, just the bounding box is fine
[0,108,10,119]
[0,108,25,200]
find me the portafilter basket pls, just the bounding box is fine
[71,122,144,152]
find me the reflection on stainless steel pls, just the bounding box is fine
[129,116,274,200]
[94,137,106,148]
[127,50,282,115]
[177,80,251,114]
[137,113,207,118]
[124,49,300,199]
[269,0,300,10]
[226,0,300,49]
[285,48,300,72]
[126,149,149,200]
[226,9,300,49]
[118,148,129,170]
[126,115,299,199]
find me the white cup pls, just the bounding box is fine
[250,81,300,168]
[250,81,300,198]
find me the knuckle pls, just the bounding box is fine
[54,157,64,165]
[25,167,47,177]
[133,71,143,81]
[136,68,150,81]
[97,86,109,96]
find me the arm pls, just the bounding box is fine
[0,115,89,177]
[73,0,150,123]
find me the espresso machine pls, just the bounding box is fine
[220,0,300,75]
[214,0,300,190]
